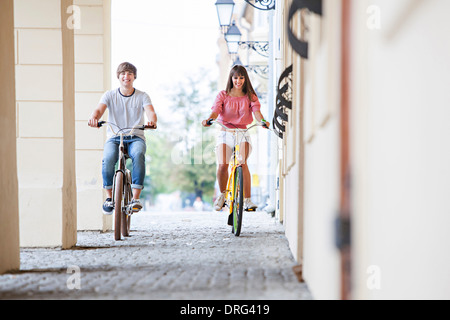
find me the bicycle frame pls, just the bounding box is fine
[225,141,241,215]
[111,132,133,215]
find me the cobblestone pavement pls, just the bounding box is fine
[0,210,313,300]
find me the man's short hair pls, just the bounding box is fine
[116,62,137,79]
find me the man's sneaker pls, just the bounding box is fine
[244,198,257,211]
[129,199,143,213]
[214,192,226,211]
[102,198,114,215]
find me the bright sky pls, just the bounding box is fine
[111,0,220,112]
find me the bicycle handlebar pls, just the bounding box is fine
[95,121,156,137]
[207,119,269,130]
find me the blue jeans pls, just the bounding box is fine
[102,136,147,190]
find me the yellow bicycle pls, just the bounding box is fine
[207,119,268,236]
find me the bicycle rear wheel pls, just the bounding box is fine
[114,171,124,241]
[232,166,244,236]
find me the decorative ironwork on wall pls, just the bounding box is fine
[245,0,276,11]
[239,41,270,58]
[287,0,322,59]
[273,65,293,139]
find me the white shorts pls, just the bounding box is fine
[215,130,252,151]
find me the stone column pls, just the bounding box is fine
[74,0,111,231]
[14,0,77,248]
[0,0,20,273]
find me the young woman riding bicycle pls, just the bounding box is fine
[202,65,270,212]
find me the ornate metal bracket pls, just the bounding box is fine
[239,41,270,57]
[273,65,293,139]
[245,64,269,79]
[244,0,275,11]
[287,0,322,59]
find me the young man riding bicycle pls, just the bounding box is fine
[88,62,157,215]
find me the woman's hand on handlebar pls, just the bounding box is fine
[202,119,214,127]
[261,119,270,129]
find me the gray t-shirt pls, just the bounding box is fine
[100,88,153,141]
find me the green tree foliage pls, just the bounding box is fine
[143,70,218,205]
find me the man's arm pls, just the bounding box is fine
[88,103,107,127]
[144,104,157,127]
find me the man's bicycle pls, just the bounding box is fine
[206,119,269,236]
[97,121,155,241]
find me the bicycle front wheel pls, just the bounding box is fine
[121,175,132,237]
[114,171,124,241]
[232,166,244,236]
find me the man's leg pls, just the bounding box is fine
[127,137,146,211]
[102,138,119,214]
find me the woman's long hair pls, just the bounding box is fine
[226,65,258,102]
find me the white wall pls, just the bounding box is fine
[74,0,111,231]
[303,118,341,299]
[14,0,77,248]
[351,0,450,299]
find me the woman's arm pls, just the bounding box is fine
[202,111,219,127]
[253,111,270,128]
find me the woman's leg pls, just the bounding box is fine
[216,143,232,193]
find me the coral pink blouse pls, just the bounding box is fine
[211,90,261,129]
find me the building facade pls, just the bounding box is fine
[1,0,450,300]
[271,0,450,299]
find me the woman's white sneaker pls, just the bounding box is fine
[244,198,257,211]
[214,192,226,211]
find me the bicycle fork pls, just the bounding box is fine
[226,165,240,214]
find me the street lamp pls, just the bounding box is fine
[232,56,243,67]
[224,21,269,57]
[225,21,241,55]
[215,0,275,22]
[215,0,235,32]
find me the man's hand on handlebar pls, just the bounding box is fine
[145,121,157,129]
[88,118,100,128]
